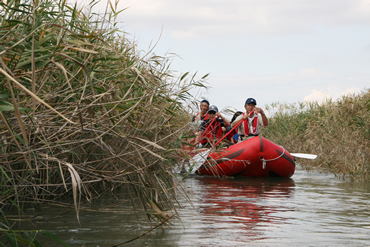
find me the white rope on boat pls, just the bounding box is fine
[260,146,286,169]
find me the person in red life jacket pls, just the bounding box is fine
[225,111,243,143]
[192,99,210,122]
[231,98,268,142]
[195,105,230,147]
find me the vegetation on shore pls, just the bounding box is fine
[1,0,367,244]
[263,89,370,181]
[0,0,203,241]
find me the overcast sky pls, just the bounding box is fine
[77,0,370,115]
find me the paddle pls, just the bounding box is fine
[194,115,217,148]
[213,110,255,147]
[189,110,255,173]
[188,116,219,169]
[291,153,317,160]
[189,149,211,171]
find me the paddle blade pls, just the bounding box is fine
[190,149,211,172]
[291,153,317,160]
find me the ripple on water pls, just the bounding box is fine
[7,169,370,246]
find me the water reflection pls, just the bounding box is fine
[184,176,295,243]
[5,170,370,246]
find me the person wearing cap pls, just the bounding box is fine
[231,98,268,142]
[195,105,230,147]
[192,99,210,122]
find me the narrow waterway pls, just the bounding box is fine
[8,167,370,246]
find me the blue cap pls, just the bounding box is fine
[200,99,210,106]
[245,98,257,105]
[208,105,218,113]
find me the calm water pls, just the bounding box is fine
[8,167,370,246]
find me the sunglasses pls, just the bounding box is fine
[208,111,216,114]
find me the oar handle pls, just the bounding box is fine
[193,116,217,148]
[191,110,255,168]
[213,110,254,147]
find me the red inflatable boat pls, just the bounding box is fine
[195,136,295,178]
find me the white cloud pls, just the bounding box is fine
[211,67,333,88]
[70,0,370,112]
[303,86,362,103]
[72,0,370,39]
[104,0,370,38]
[303,89,332,103]
[194,68,368,112]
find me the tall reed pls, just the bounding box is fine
[263,90,370,181]
[0,0,206,225]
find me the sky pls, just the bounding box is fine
[76,0,370,115]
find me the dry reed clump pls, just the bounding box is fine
[263,90,370,181]
[0,0,205,221]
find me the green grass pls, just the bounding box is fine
[263,90,370,181]
[0,0,206,231]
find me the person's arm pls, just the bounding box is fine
[195,120,206,143]
[231,114,244,128]
[215,112,230,127]
[195,131,201,143]
[255,107,268,126]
